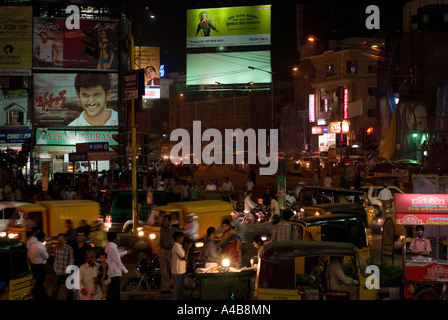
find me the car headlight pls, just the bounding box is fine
[149,233,156,240]
[138,231,144,237]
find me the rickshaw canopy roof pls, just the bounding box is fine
[0,238,27,252]
[304,202,365,212]
[289,213,364,227]
[259,240,358,263]
[167,200,233,214]
[300,186,366,196]
[0,202,31,210]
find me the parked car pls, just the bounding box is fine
[358,185,404,216]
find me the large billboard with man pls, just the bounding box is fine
[33,73,119,127]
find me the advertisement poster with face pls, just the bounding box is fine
[134,46,161,99]
[186,5,271,48]
[33,17,119,71]
[33,73,119,127]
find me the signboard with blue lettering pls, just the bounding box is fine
[0,129,32,144]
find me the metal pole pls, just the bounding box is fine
[128,34,138,234]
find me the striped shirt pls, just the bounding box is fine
[53,244,75,276]
[271,221,298,241]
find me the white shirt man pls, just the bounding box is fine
[378,186,393,200]
[222,178,234,191]
[105,241,128,278]
[29,238,49,265]
[205,181,217,191]
[79,250,103,300]
[285,192,296,208]
[244,193,257,212]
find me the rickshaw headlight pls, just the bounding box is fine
[138,231,144,237]
[195,242,204,248]
[149,233,156,240]
[0,232,6,238]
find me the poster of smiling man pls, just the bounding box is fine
[33,73,119,127]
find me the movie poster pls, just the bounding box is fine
[33,73,119,127]
[33,17,119,71]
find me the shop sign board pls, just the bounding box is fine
[394,193,448,225]
[36,129,118,146]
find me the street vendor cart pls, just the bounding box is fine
[394,193,448,300]
[194,267,256,300]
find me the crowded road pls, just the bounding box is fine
[42,163,405,300]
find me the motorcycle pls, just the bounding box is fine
[122,254,161,291]
[251,205,271,223]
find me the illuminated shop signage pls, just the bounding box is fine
[309,94,315,123]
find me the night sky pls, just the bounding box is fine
[123,0,409,73]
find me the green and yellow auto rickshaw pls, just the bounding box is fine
[0,238,33,300]
[254,241,378,300]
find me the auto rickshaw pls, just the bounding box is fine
[254,241,378,300]
[289,214,370,261]
[0,238,33,300]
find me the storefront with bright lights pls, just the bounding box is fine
[33,129,118,178]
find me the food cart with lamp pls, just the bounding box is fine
[194,260,257,300]
[394,193,448,300]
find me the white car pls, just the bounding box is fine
[359,185,403,216]
[0,202,31,232]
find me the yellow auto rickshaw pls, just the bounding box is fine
[0,238,33,300]
[289,214,371,261]
[254,241,378,300]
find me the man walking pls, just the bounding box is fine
[378,185,393,218]
[29,232,50,300]
[158,215,177,294]
[51,233,74,300]
[105,232,131,300]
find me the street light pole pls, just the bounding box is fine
[248,66,274,130]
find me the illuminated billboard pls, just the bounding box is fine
[186,50,271,85]
[0,6,33,75]
[186,5,271,48]
[33,73,119,127]
[134,46,161,99]
[33,17,119,71]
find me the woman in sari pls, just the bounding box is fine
[217,219,242,268]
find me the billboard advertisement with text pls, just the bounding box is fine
[186,5,271,48]
[0,6,33,75]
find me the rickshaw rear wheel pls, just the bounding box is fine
[211,284,247,300]
[414,289,440,300]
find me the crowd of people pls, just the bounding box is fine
[26,218,132,301]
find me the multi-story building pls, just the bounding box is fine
[298,37,384,154]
